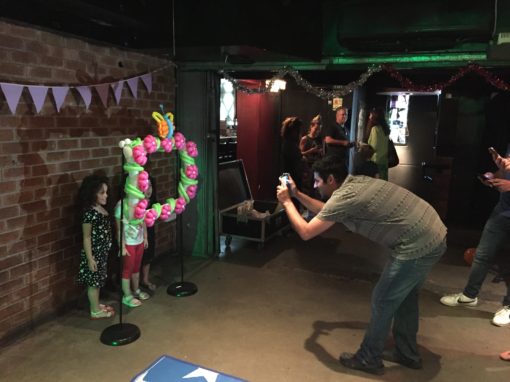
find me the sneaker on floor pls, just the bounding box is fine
[382,350,423,370]
[440,293,478,307]
[492,306,510,327]
[339,352,384,375]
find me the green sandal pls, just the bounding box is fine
[90,309,115,320]
[122,295,142,308]
[134,289,150,300]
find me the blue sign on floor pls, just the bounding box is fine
[132,355,248,382]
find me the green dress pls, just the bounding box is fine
[368,125,389,180]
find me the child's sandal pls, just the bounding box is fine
[122,295,142,308]
[134,289,150,300]
[99,304,114,312]
[90,309,115,320]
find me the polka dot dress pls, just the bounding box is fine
[77,208,112,288]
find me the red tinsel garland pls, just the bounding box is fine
[381,63,510,92]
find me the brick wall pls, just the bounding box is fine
[0,21,177,342]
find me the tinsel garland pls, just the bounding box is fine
[223,63,510,98]
[221,65,382,100]
[382,63,510,92]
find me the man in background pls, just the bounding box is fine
[323,107,356,164]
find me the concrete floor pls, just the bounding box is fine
[1,224,510,382]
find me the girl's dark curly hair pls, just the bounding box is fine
[77,174,109,211]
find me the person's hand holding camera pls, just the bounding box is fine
[277,173,297,203]
[488,178,510,193]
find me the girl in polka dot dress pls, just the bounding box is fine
[76,175,115,319]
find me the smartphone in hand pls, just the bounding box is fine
[488,147,499,157]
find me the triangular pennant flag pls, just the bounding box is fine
[76,86,92,110]
[94,83,110,108]
[51,86,69,113]
[0,83,24,114]
[27,86,49,113]
[126,77,138,99]
[111,80,124,105]
[140,73,152,94]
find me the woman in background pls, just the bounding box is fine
[367,107,390,180]
[300,114,323,196]
[281,116,304,190]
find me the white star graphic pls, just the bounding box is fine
[182,367,219,382]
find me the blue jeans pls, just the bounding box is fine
[463,210,510,306]
[355,241,446,366]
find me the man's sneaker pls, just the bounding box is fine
[492,306,510,327]
[440,293,478,307]
[339,352,384,375]
[382,350,423,370]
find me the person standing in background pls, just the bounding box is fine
[323,107,356,164]
[76,174,115,320]
[367,107,390,180]
[281,116,304,190]
[300,114,323,196]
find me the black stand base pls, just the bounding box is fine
[167,281,198,297]
[100,323,141,346]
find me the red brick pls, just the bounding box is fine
[58,161,80,172]
[27,117,55,129]
[36,208,60,222]
[25,40,49,55]
[0,206,20,219]
[57,139,78,149]
[32,140,56,151]
[91,148,109,157]
[5,216,27,230]
[3,190,33,205]
[69,149,91,160]
[0,62,26,77]
[9,263,31,279]
[0,129,13,141]
[0,181,17,193]
[28,67,52,79]
[80,159,102,170]
[31,163,57,176]
[0,254,24,271]
[46,151,68,162]
[20,200,47,213]
[3,166,27,179]
[37,232,60,246]
[10,51,39,64]
[18,153,45,166]
[20,176,45,188]
[80,138,100,148]
[23,223,49,237]
[0,301,25,322]
[2,142,29,154]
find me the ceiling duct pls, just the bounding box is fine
[330,0,492,53]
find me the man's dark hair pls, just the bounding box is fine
[312,156,348,183]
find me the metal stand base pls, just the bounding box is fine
[167,281,198,297]
[100,323,140,346]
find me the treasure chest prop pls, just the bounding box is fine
[218,160,290,249]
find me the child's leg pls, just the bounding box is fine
[87,286,100,313]
[142,263,151,285]
[131,243,145,292]
[122,245,136,297]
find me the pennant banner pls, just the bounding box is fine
[127,77,139,99]
[27,86,49,113]
[51,86,70,113]
[111,80,124,105]
[76,86,92,110]
[0,63,172,114]
[141,73,152,95]
[1,83,24,114]
[94,84,110,108]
